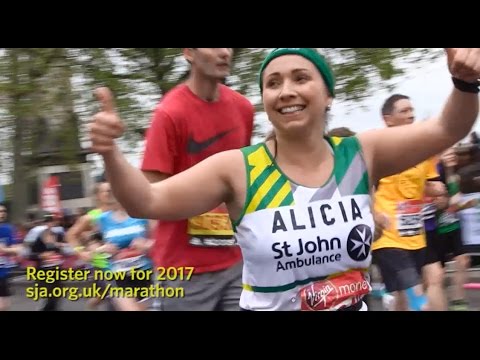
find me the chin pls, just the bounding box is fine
[210,71,230,81]
[279,121,314,138]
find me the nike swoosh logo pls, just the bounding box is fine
[187,129,234,154]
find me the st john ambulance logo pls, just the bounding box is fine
[347,225,372,261]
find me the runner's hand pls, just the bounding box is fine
[445,48,480,83]
[97,243,118,255]
[425,181,447,198]
[441,148,458,168]
[373,212,389,241]
[89,87,125,155]
[130,238,150,253]
[433,195,449,210]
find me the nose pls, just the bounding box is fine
[217,48,233,60]
[279,79,297,101]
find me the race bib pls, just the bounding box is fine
[396,200,423,237]
[42,254,64,268]
[299,271,370,311]
[422,197,436,221]
[188,204,236,247]
[111,255,148,273]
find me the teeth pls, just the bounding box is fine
[280,106,305,114]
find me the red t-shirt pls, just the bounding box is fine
[141,83,254,274]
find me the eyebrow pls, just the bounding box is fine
[265,68,310,78]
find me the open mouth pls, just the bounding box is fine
[278,105,306,115]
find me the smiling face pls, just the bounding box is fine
[261,55,332,138]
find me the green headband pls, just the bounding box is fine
[258,48,336,97]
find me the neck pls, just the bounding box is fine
[273,129,330,169]
[113,208,128,220]
[99,204,111,212]
[186,71,221,102]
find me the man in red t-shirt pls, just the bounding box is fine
[141,48,254,311]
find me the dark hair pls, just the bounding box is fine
[327,127,356,138]
[470,131,480,145]
[381,94,410,116]
[265,130,276,142]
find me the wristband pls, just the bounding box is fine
[452,77,479,94]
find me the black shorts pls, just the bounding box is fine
[373,248,426,293]
[425,228,466,266]
[0,277,11,297]
[113,274,152,301]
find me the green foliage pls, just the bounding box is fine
[0,48,444,202]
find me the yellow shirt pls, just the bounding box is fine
[372,159,439,251]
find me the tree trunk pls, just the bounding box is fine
[11,116,27,223]
[9,50,28,222]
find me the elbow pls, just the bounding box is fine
[125,207,147,220]
[125,208,142,219]
[120,185,158,220]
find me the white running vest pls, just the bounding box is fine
[233,137,375,311]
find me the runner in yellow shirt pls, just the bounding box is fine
[372,94,444,311]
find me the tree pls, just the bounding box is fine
[0,47,443,221]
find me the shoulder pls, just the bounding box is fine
[328,135,363,154]
[419,157,437,168]
[158,84,189,106]
[221,85,254,111]
[418,158,440,176]
[0,223,13,233]
[151,84,190,122]
[207,148,245,164]
[97,211,112,223]
[24,225,47,244]
[238,143,267,158]
[87,208,102,221]
[199,149,246,177]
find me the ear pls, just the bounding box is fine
[183,48,194,64]
[383,114,395,127]
[326,97,333,112]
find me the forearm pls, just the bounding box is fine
[0,246,17,255]
[103,146,155,218]
[6,245,22,255]
[66,222,89,247]
[439,88,479,142]
[132,238,154,253]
